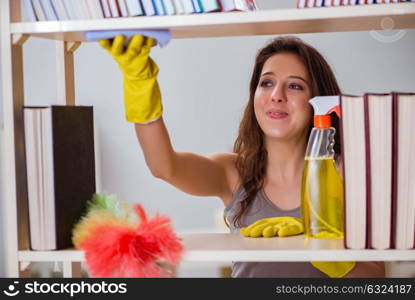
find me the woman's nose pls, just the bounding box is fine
[271,86,286,103]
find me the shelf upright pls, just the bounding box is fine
[1,0,28,278]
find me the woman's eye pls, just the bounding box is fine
[289,83,303,90]
[260,80,273,88]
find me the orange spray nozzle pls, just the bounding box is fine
[314,115,331,128]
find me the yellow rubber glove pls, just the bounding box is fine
[240,217,355,277]
[240,217,304,238]
[99,35,162,124]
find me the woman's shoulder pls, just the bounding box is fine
[207,152,240,205]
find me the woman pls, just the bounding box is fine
[99,35,385,278]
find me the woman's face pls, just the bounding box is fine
[254,53,313,142]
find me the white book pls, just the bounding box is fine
[153,0,166,15]
[125,0,144,16]
[200,0,220,12]
[297,0,307,8]
[22,0,37,21]
[24,108,56,251]
[393,93,415,249]
[108,0,121,17]
[332,0,341,5]
[40,0,58,20]
[62,0,80,20]
[221,0,250,11]
[164,0,176,14]
[307,0,315,7]
[341,95,367,250]
[118,0,130,17]
[99,0,112,17]
[86,0,104,19]
[32,0,47,21]
[50,0,69,20]
[72,0,90,19]
[141,0,156,15]
[366,94,393,250]
[173,0,185,13]
[181,0,194,13]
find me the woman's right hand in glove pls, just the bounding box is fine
[99,34,163,124]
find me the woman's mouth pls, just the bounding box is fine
[266,110,289,120]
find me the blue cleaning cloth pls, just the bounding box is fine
[85,29,171,48]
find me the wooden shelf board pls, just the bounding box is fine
[10,4,415,41]
[18,233,415,263]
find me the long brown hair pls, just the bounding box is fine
[232,36,341,227]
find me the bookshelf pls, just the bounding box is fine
[2,1,415,278]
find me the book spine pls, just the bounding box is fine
[173,0,185,13]
[363,94,372,249]
[62,0,77,20]
[118,0,130,16]
[182,0,195,13]
[125,0,145,16]
[201,0,220,12]
[22,0,38,21]
[141,0,157,15]
[40,0,58,20]
[164,0,177,14]
[100,0,112,17]
[391,92,398,249]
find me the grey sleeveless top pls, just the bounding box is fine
[224,186,327,278]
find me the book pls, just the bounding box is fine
[391,92,415,249]
[173,0,185,14]
[100,0,112,17]
[50,0,70,20]
[153,0,167,15]
[340,94,368,250]
[62,0,80,20]
[72,0,90,19]
[31,0,47,21]
[108,0,121,17]
[191,0,203,12]
[125,0,145,16]
[39,0,58,20]
[117,0,130,17]
[23,106,96,250]
[141,0,157,15]
[200,0,220,12]
[220,0,255,12]
[364,93,393,249]
[181,0,195,13]
[22,0,37,22]
[163,0,177,14]
[86,0,105,19]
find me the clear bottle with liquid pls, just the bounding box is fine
[301,114,344,238]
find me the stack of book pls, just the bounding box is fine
[24,106,96,250]
[298,0,415,8]
[335,92,415,250]
[22,0,258,22]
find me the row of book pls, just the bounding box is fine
[22,0,257,22]
[298,0,414,8]
[24,106,96,250]
[339,92,415,250]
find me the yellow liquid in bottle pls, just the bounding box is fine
[301,157,344,238]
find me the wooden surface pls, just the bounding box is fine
[19,233,415,263]
[10,4,415,41]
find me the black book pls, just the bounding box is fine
[23,105,96,250]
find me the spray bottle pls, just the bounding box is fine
[301,96,344,239]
